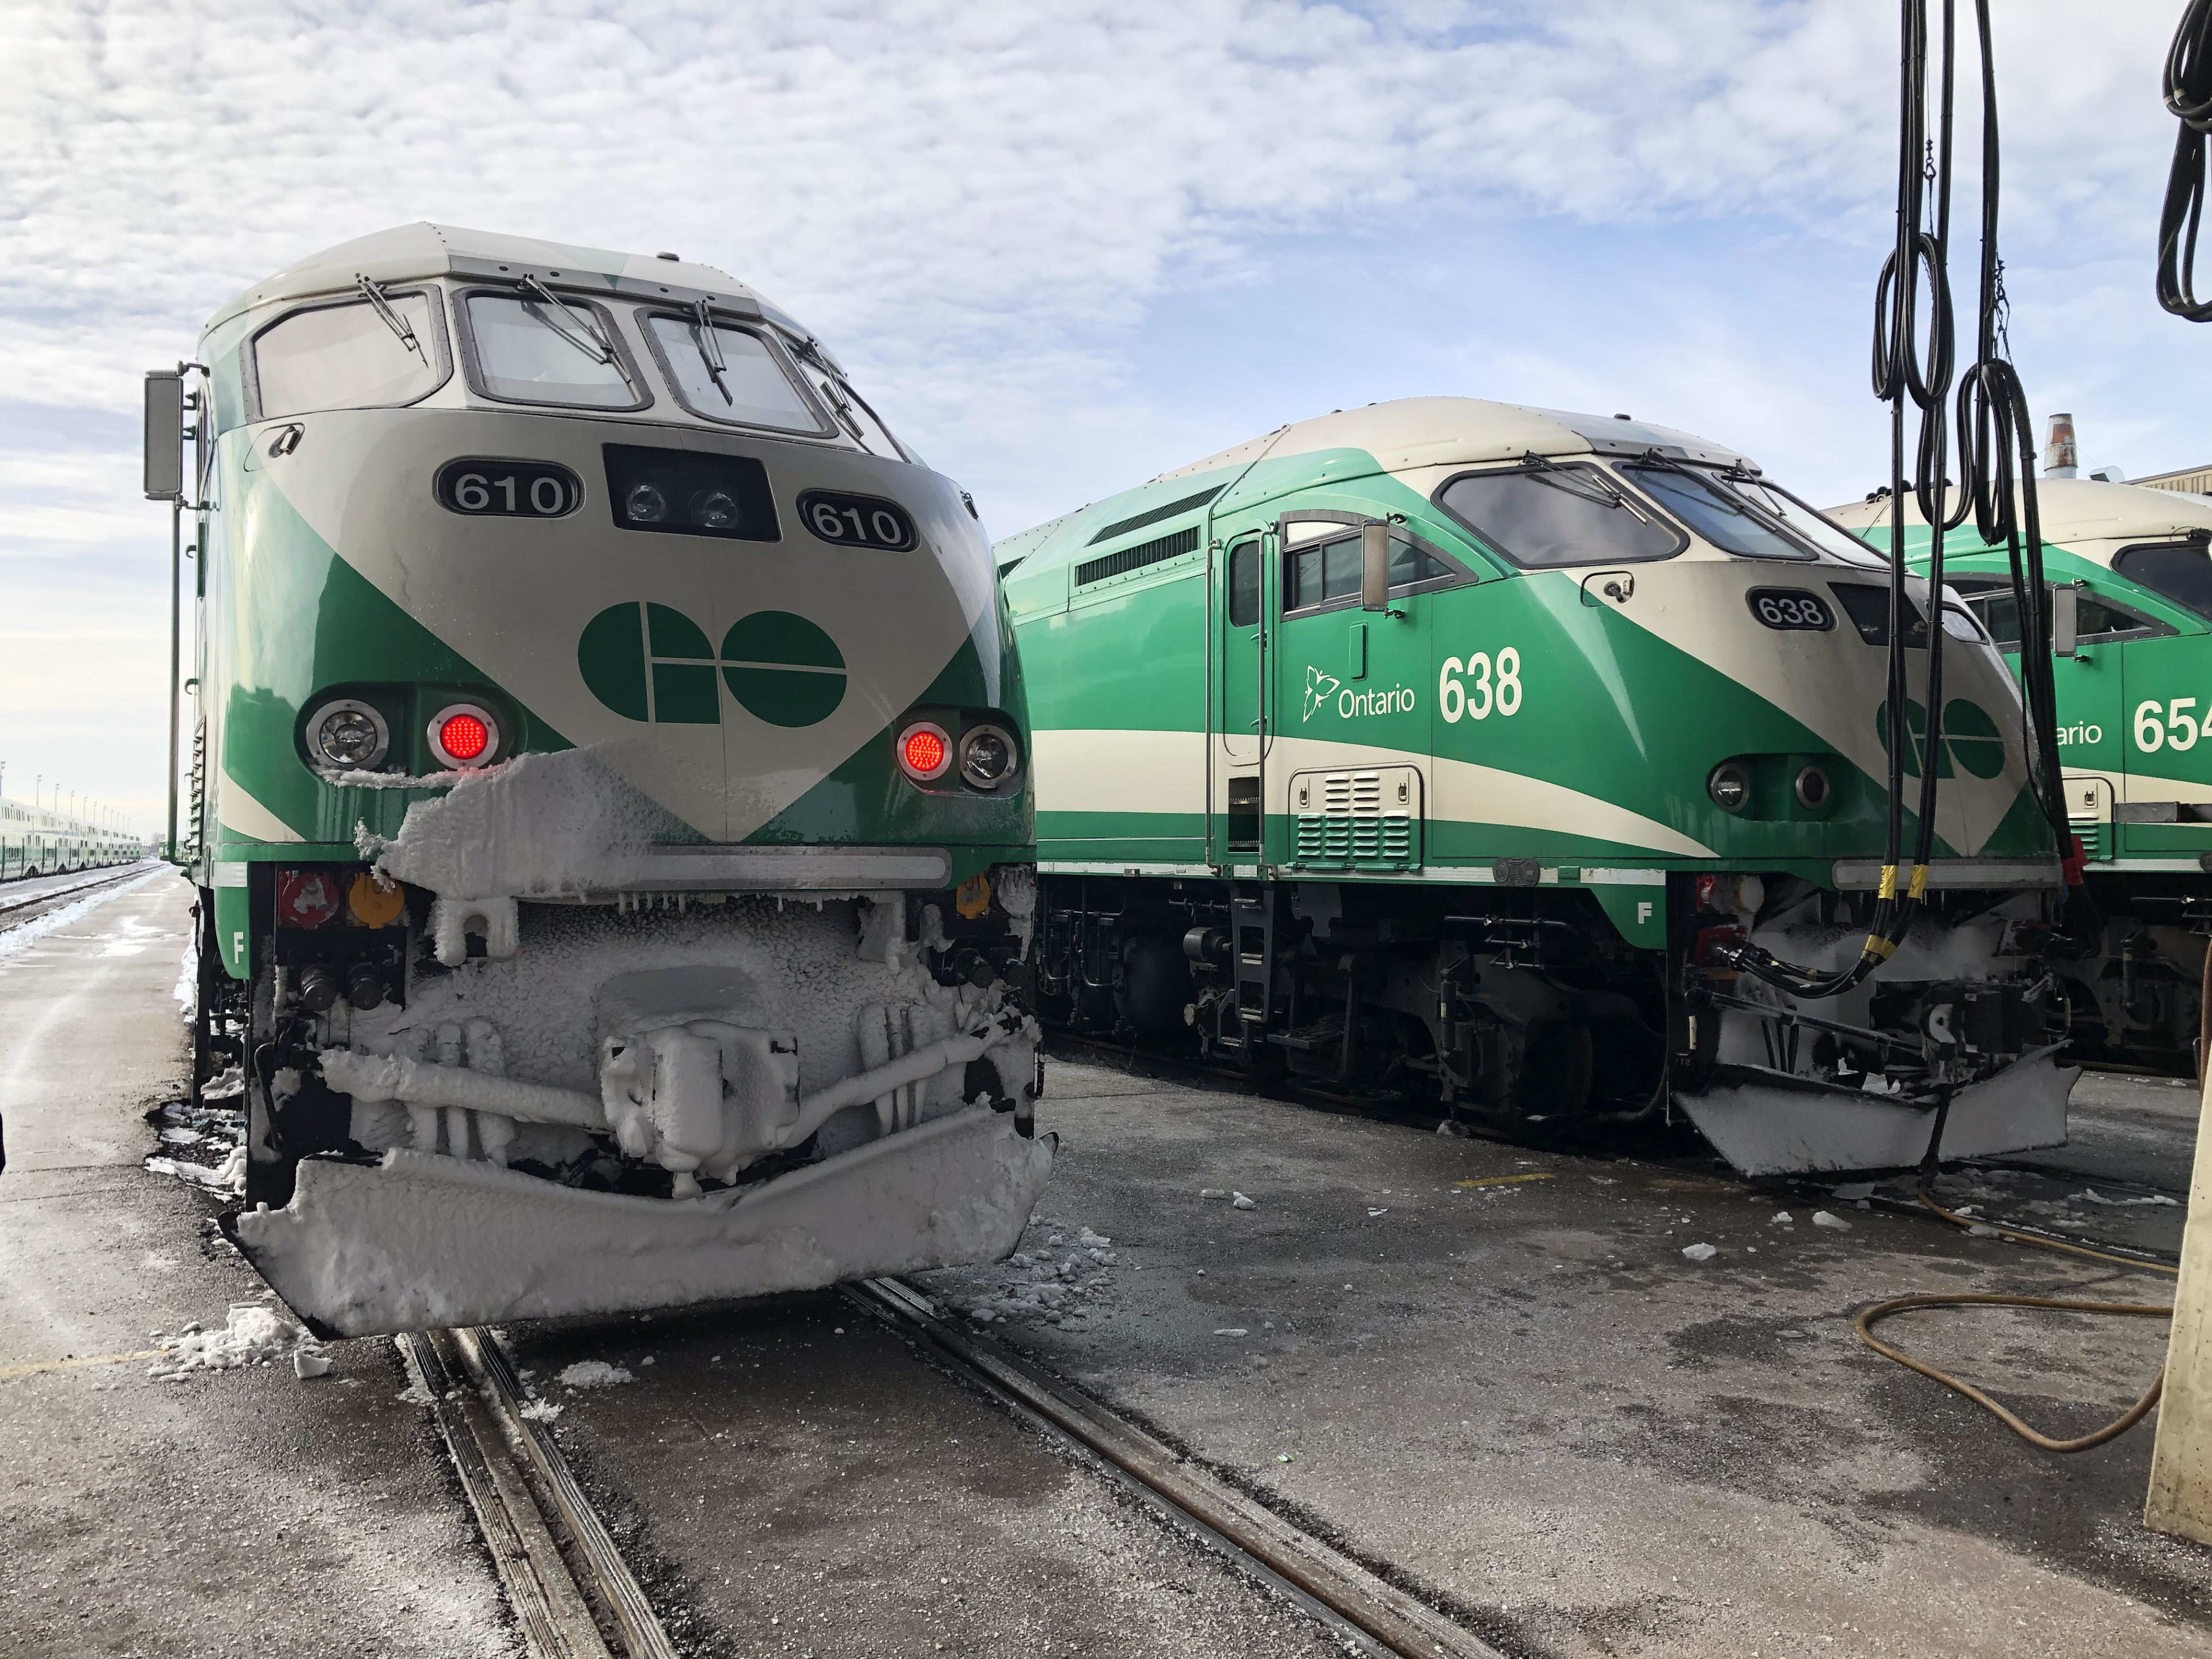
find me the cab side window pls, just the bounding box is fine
[2113,541,2212,621]
[1227,537,1260,627]
[249,293,449,421]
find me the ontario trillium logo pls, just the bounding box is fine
[1304,664,1342,721]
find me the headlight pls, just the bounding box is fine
[690,488,738,530]
[1707,761,1751,814]
[897,720,953,783]
[429,703,499,769]
[959,724,1020,790]
[1794,764,1831,810]
[624,482,668,524]
[308,698,390,771]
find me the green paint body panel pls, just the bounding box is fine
[1009,442,2053,896]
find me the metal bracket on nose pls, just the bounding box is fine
[1580,570,1635,607]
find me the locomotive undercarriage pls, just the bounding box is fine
[2046,873,2212,1075]
[1031,872,2071,1176]
[207,868,1051,1335]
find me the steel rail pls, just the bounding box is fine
[400,1327,679,1659]
[0,863,160,922]
[846,1275,1505,1659]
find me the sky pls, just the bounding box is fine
[2,0,2203,835]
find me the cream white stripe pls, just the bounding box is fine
[218,772,306,844]
[1032,728,1716,859]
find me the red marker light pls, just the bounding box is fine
[903,729,945,775]
[896,720,953,782]
[427,703,499,769]
[440,713,490,762]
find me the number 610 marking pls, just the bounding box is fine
[797,488,917,552]
[1439,647,1522,724]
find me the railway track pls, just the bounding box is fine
[0,862,160,925]
[406,1287,1503,1659]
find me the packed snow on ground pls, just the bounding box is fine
[0,869,166,967]
[149,1302,327,1381]
[933,1217,1122,1330]
[144,1097,247,1196]
[556,1360,634,1389]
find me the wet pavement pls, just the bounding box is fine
[7,879,2209,1658]
[0,876,513,1659]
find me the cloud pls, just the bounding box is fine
[0,0,2202,823]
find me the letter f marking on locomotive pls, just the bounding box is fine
[1303,665,1341,722]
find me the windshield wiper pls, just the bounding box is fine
[688,300,733,405]
[516,276,615,365]
[785,332,868,441]
[1515,452,1647,516]
[354,275,425,362]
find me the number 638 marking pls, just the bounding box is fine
[2135,698,2212,753]
[1438,647,1522,724]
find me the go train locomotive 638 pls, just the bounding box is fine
[996,398,2075,1176]
[143,224,1047,1335]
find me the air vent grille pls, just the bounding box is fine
[1075,525,1200,588]
[1086,486,1225,546]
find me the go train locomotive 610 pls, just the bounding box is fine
[143,224,1047,1335]
[996,398,2075,1176]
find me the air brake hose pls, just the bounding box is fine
[2158,0,2212,321]
[1728,0,2083,998]
[1854,1104,2178,1454]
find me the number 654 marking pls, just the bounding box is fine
[2134,698,2212,752]
[1438,647,1522,724]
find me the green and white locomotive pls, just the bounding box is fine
[144,224,1047,1335]
[998,398,2072,1175]
[1832,474,2212,1073]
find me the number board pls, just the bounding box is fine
[798,490,918,552]
[1746,588,1834,631]
[435,457,583,518]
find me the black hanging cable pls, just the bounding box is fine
[1730,0,2053,1001]
[2158,0,2212,321]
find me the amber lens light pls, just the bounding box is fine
[441,714,490,762]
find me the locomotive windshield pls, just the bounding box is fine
[1618,460,1816,561]
[642,312,829,434]
[252,293,445,419]
[463,291,641,409]
[1437,461,1685,569]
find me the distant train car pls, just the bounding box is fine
[145,224,1046,1335]
[1831,475,2212,1072]
[0,797,141,878]
[998,399,2071,1176]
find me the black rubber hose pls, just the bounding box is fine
[2158,0,2212,321]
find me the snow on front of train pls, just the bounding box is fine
[150,225,1048,1335]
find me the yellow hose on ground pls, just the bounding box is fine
[1850,1187,2178,1453]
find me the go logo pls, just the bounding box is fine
[1874,697,2006,779]
[578,603,846,728]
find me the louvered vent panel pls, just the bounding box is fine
[1288,766,1422,869]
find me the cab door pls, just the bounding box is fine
[1212,531,1268,865]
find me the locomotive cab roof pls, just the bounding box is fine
[207,222,820,348]
[996,396,1761,571]
[1824,476,2212,561]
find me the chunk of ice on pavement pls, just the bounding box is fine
[293,1350,331,1379]
[519,1398,565,1423]
[1967,1223,2000,1237]
[158,1126,201,1145]
[1077,1228,1112,1247]
[2074,1188,2179,1207]
[1810,1210,1851,1231]
[1367,1208,1389,1218]
[557,1360,635,1389]
[1771,1211,1793,1225]
[1232,1192,1256,1210]
[149,1304,324,1380]
[1199,1188,1228,1199]
[1680,1243,1718,1262]
[1213,1328,1248,1336]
